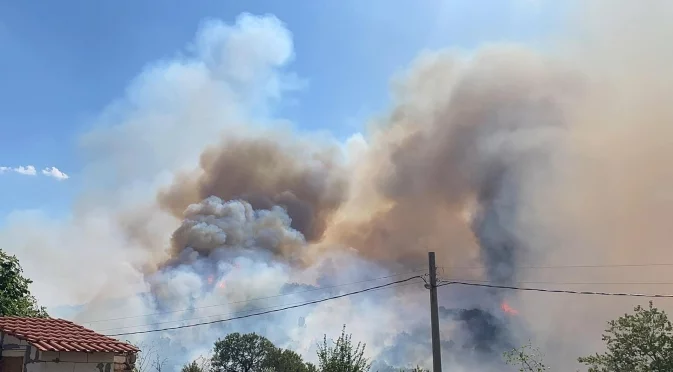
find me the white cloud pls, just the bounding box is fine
[0,165,68,179]
[42,167,70,180]
[15,165,37,175]
[0,165,37,176]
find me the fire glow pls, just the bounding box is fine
[501,302,518,316]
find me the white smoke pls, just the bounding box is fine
[0,13,298,308]
[4,2,673,371]
[0,12,431,371]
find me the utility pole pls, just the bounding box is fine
[428,252,443,372]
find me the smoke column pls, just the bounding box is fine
[3,1,673,370]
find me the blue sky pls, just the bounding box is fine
[0,0,563,219]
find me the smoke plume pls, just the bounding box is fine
[3,1,673,370]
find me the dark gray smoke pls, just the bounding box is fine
[439,306,514,355]
[373,305,515,370]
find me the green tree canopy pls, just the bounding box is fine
[0,249,47,317]
[210,332,311,372]
[317,325,371,372]
[578,301,673,372]
[182,361,205,372]
[211,333,276,372]
[265,348,313,372]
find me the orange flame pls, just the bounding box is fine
[501,302,519,316]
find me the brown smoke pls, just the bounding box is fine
[142,2,673,367]
[321,48,581,272]
[157,134,348,263]
[148,1,673,292]
[154,44,582,282]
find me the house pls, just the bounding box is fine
[0,317,139,372]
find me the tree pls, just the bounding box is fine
[151,354,168,372]
[182,361,205,372]
[503,342,548,372]
[578,301,673,371]
[0,249,48,317]
[130,341,167,372]
[211,332,311,372]
[211,333,276,372]
[317,325,371,372]
[182,356,211,372]
[264,348,312,372]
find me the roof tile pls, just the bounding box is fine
[0,317,139,353]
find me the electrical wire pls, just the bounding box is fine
[102,274,673,337]
[103,276,422,337]
[438,263,673,270]
[82,268,426,325]
[437,280,673,298]
[96,280,421,333]
[437,277,673,286]
[84,262,673,325]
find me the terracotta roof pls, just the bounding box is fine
[0,317,139,353]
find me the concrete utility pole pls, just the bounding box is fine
[428,252,443,372]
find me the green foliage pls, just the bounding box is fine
[182,361,205,372]
[265,348,313,372]
[578,301,673,372]
[0,249,48,317]
[211,333,277,372]
[210,332,312,372]
[503,342,548,372]
[317,325,371,372]
[398,367,428,372]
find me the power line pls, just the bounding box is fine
[438,263,673,270]
[103,276,422,337]
[437,280,673,298]
[82,268,426,325]
[96,281,421,333]
[83,263,673,325]
[103,276,673,334]
[437,277,673,286]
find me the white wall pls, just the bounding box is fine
[27,361,113,372]
[2,333,119,372]
[25,351,115,372]
[38,351,115,363]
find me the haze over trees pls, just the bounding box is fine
[506,301,673,372]
[4,250,673,371]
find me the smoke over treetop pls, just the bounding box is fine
[139,45,572,369]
